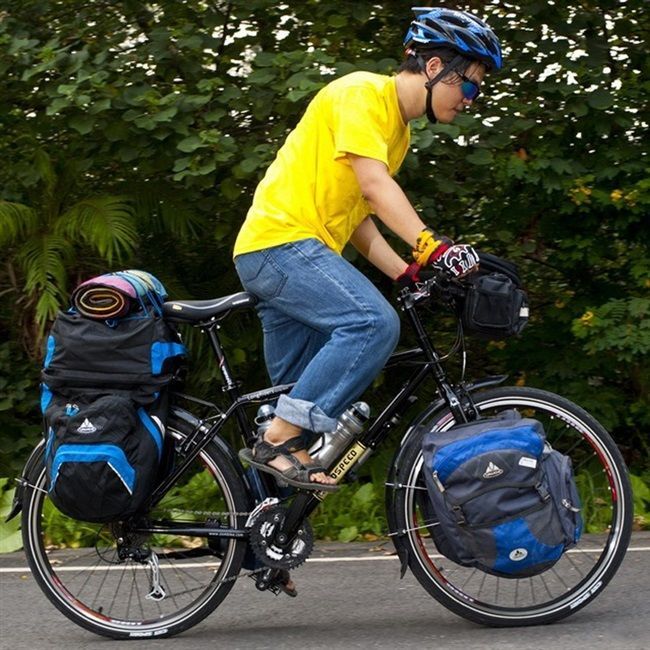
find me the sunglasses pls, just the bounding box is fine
[458,72,481,101]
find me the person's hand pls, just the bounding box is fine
[412,228,453,266]
[431,244,480,279]
[395,262,422,288]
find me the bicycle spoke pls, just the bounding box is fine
[133,566,145,621]
[514,576,520,607]
[476,569,488,600]
[539,570,554,600]
[109,563,127,614]
[90,556,113,610]
[529,577,536,605]
[394,387,631,626]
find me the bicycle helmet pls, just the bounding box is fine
[404,7,503,71]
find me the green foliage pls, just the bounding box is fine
[0,478,22,553]
[0,0,648,544]
[572,298,650,362]
[312,481,386,542]
[0,341,41,481]
[630,473,650,530]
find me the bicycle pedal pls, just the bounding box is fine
[252,569,285,596]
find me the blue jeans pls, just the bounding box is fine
[234,238,400,432]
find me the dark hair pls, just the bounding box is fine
[397,46,472,75]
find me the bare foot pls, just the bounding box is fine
[264,418,337,487]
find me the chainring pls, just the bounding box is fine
[249,505,314,570]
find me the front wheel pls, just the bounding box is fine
[389,386,633,627]
[21,415,250,639]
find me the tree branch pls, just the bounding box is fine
[597,7,619,83]
[214,0,234,74]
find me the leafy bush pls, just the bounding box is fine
[0,341,41,482]
[630,473,650,531]
[312,481,386,543]
[0,478,22,552]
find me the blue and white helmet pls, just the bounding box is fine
[404,7,503,71]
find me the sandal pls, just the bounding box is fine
[238,435,339,493]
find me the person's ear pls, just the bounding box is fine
[425,56,443,78]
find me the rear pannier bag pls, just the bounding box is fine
[40,270,185,522]
[421,410,582,578]
[44,394,164,522]
[460,252,529,339]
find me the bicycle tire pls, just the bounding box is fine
[21,415,250,639]
[389,386,633,627]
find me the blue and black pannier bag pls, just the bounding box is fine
[421,410,582,578]
[40,270,186,523]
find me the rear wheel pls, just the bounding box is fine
[390,386,633,626]
[22,416,249,639]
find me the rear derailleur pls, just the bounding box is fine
[110,524,166,601]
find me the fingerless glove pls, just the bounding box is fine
[412,228,453,266]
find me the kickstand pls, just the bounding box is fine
[145,551,167,601]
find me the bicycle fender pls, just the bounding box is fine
[5,439,46,522]
[397,374,508,452]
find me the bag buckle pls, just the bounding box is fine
[452,505,466,525]
[536,482,551,501]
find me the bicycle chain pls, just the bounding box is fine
[166,508,254,518]
[151,498,295,589]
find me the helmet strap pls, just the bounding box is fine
[425,84,436,124]
[423,54,466,125]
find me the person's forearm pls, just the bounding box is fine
[349,155,430,247]
[350,216,409,279]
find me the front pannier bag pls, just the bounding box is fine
[40,270,186,523]
[421,410,582,578]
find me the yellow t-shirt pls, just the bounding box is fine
[233,71,410,256]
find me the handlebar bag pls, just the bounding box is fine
[421,409,582,578]
[462,271,529,339]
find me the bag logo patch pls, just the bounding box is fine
[76,418,97,434]
[482,461,504,479]
[509,548,528,562]
[518,456,537,469]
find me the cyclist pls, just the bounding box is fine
[234,8,502,491]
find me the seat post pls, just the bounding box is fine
[205,324,238,394]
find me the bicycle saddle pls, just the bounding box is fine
[162,292,257,323]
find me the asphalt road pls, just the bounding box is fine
[1,534,649,650]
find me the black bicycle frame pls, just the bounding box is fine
[142,285,476,540]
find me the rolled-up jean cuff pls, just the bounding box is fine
[275,395,337,433]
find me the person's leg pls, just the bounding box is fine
[255,302,331,387]
[252,304,335,484]
[264,238,401,423]
[238,239,400,421]
[236,249,335,485]
[235,239,401,486]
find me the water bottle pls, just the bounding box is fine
[255,404,275,437]
[311,402,370,469]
